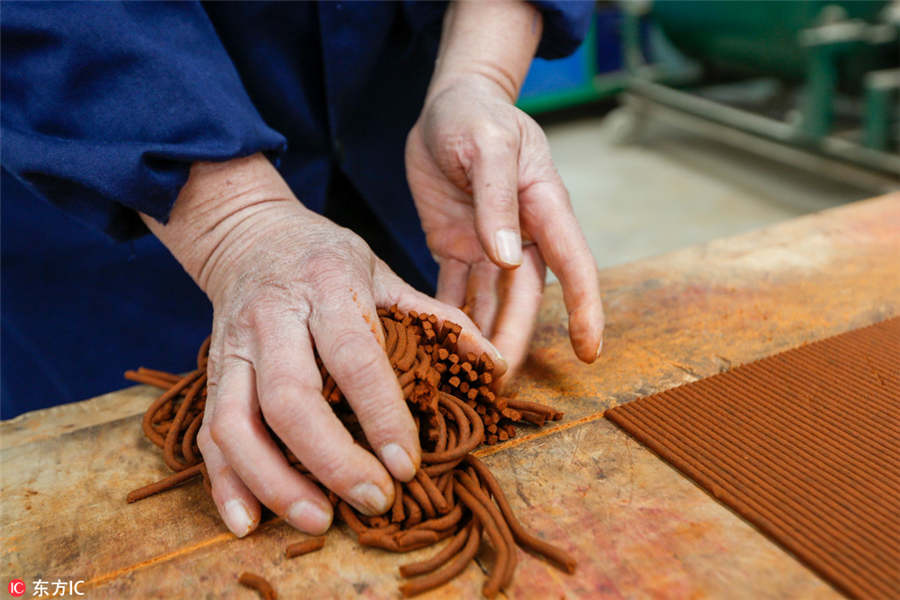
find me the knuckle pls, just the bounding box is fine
[475,122,516,154]
[209,409,240,449]
[447,307,472,327]
[303,235,371,281]
[295,436,359,486]
[316,466,357,496]
[259,377,319,420]
[320,454,389,497]
[484,188,517,213]
[329,332,383,381]
[355,401,407,439]
[240,292,285,327]
[197,424,215,454]
[229,287,312,339]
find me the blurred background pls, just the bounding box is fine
[517,0,899,270]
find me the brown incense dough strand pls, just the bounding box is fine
[140,369,202,448]
[392,317,408,365]
[455,471,517,587]
[395,528,440,547]
[452,481,509,598]
[433,409,448,452]
[391,479,406,523]
[337,501,368,535]
[406,479,436,519]
[139,367,183,384]
[402,495,423,527]
[285,536,326,558]
[411,503,464,532]
[400,523,482,597]
[238,572,276,600]
[384,317,399,357]
[506,399,563,420]
[162,372,206,471]
[415,469,450,514]
[126,463,204,503]
[397,326,418,371]
[124,370,177,389]
[399,520,473,577]
[421,394,483,462]
[466,455,577,574]
[181,412,203,464]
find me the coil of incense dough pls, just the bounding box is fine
[605,317,900,600]
[124,305,575,598]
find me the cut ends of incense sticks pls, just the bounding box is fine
[125,305,574,598]
[605,317,900,600]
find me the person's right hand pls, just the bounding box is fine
[141,154,503,538]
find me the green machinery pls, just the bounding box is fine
[616,0,899,188]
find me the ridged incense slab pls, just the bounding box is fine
[605,318,900,600]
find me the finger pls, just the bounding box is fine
[491,245,546,386]
[465,260,501,337]
[375,260,508,377]
[435,257,469,308]
[209,354,334,533]
[520,173,604,363]
[309,285,420,490]
[468,127,522,269]
[202,336,261,538]
[253,315,400,516]
[197,422,260,538]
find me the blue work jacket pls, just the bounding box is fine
[1,1,591,417]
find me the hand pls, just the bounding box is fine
[142,155,501,537]
[406,74,605,381]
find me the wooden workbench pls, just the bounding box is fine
[2,193,898,599]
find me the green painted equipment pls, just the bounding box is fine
[618,0,899,184]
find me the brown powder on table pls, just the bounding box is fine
[125,306,575,598]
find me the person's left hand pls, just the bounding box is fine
[406,74,604,383]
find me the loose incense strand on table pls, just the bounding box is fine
[238,572,276,600]
[285,537,326,558]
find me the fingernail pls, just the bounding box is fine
[495,229,522,267]
[381,443,417,481]
[286,500,332,534]
[350,482,390,515]
[223,499,254,538]
[484,339,507,369]
[595,338,603,361]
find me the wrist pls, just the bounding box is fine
[140,153,305,301]
[427,1,542,105]
[425,71,516,108]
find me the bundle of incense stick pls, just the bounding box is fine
[125,306,575,598]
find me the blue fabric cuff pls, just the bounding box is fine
[529,1,594,59]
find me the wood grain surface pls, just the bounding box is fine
[2,193,898,599]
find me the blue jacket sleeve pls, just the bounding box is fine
[529,1,594,59]
[1,2,287,240]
